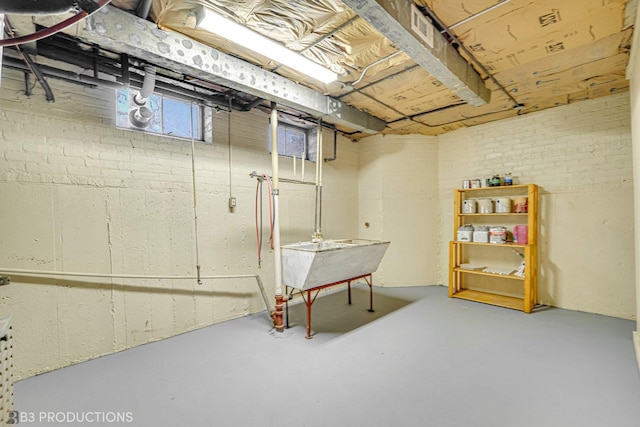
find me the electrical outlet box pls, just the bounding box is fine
[228,197,236,208]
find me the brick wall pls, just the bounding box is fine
[358,134,440,286]
[438,92,635,318]
[0,69,359,379]
[356,92,634,319]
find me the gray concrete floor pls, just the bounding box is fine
[14,285,640,427]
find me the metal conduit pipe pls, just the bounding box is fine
[347,50,404,89]
[3,19,55,102]
[324,128,338,162]
[249,171,316,186]
[447,0,512,30]
[16,51,55,102]
[2,55,120,87]
[418,3,521,109]
[0,268,274,322]
[2,56,254,111]
[136,0,153,19]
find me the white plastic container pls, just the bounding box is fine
[462,199,477,214]
[457,225,474,242]
[473,226,490,243]
[495,197,512,213]
[477,198,494,213]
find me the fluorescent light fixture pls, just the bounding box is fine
[195,7,337,84]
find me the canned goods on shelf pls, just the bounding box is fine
[489,226,507,244]
[513,196,528,213]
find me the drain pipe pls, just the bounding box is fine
[134,65,156,105]
[270,102,284,332]
[129,65,156,128]
[312,119,324,241]
[0,268,274,322]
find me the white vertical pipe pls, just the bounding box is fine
[315,128,320,185]
[0,15,4,85]
[270,103,282,297]
[318,120,323,187]
[313,120,323,240]
[318,120,323,236]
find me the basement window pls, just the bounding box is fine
[116,89,212,142]
[268,122,317,161]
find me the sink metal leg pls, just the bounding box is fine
[366,274,374,312]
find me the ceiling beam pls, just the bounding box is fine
[342,0,491,106]
[56,6,386,133]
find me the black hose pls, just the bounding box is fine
[3,17,55,102]
[0,0,75,15]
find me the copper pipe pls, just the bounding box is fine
[273,295,285,331]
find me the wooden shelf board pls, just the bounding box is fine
[451,241,530,248]
[451,289,525,311]
[458,184,532,192]
[459,213,528,216]
[453,267,525,280]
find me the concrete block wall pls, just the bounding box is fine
[358,134,440,286]
[0,69,359,380]
[0,66,635,379]
[356,93,634,320]
[437,92,635,319]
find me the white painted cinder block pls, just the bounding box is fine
[0,65,636,380]
[0,69,360,379]
[357,92,634,320]
[437,92,634,319]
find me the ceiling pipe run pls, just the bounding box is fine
[0,0,77,14]
[3,17,54,102]
[136,0,152,19]
[57,5,385,134]
[0,0,111,47]
[419,3,523,109]
[342,0,490,106]
[1,54,252,112]
[447,0,512,30]
[324,128,338,163]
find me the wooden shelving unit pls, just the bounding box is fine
[448,184,538,313]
